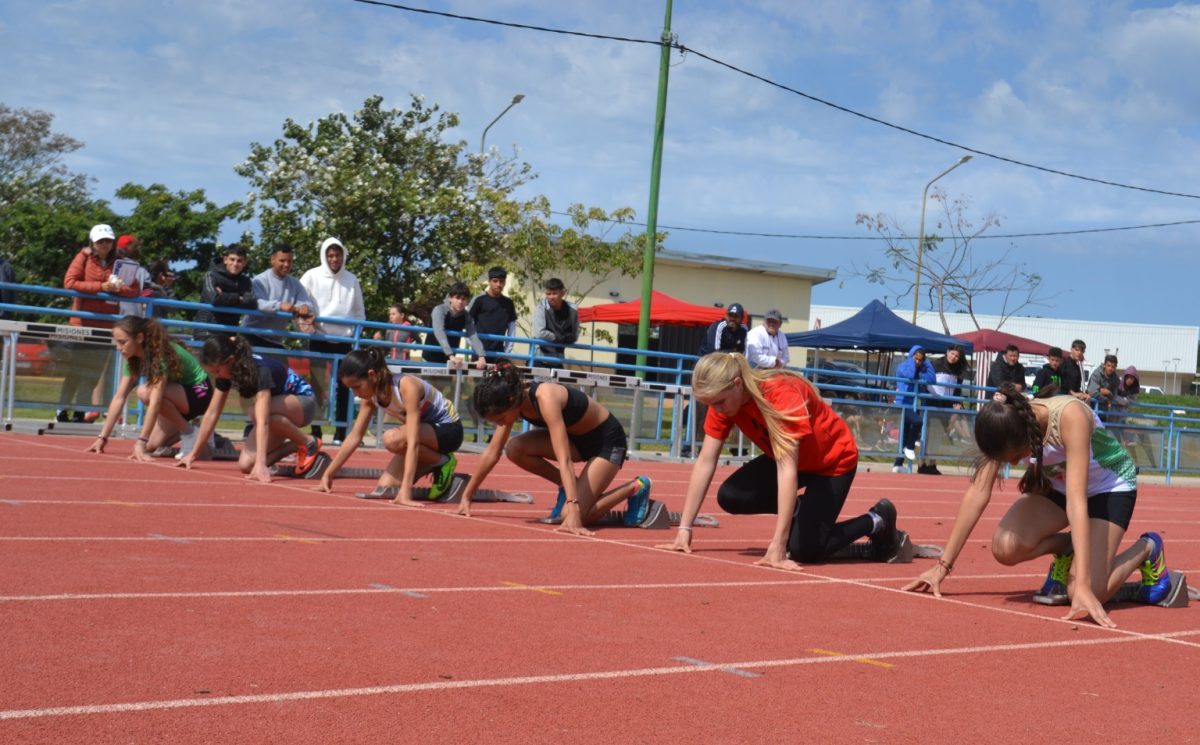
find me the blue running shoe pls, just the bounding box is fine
[545,486,567,523]
[1135,532,1171,604]
[623,477,652,527]
[1032,552,1073,606]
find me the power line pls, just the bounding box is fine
[550,210,1200,241]
[352,1,1200,201]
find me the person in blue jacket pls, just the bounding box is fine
[893,345,936,472]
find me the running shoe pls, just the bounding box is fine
[623,476,653,527]
[293,437,323,477]
[1135,532,1171,604]
[176,427,199,460]
[545,486,567,523]
[1032,552,1073,605]
[427,453,458,501]
[867,498,900,561]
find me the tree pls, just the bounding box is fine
[853,189,1053,332]
[0,104,89,216]
[499,198,661,341]
[235,94,532,321]
[115,183,242,300]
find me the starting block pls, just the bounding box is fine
[1034,571,1191,608]
[271,452,333,481]
[537,501,720,530]
[830,531,928,564]
[352,474,532,504]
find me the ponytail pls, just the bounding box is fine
[201,335,258,395]
[341,347,391,402]
[473,359,525,418]
[692,352,815,461]
[973,383,1051,495]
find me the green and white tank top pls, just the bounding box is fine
[1035,395,1136,495]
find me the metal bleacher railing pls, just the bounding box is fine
[3,280,1199,478]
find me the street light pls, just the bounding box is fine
[479,94,525,154]
[1173,358,1181,393]
[912,155,972,323]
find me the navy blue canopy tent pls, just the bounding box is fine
[786,300,972,354]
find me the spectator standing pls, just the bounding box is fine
[531,277,579,369]
[892,345,936,473]
[1060,339,1090,401]
[300,237,366,443]
[468,266,517,364]
[374,303,417,361]
[1030,347,1064,395]
[142,260,176,319]
[987,344,1026,391]
[698,303,748,357]
[919,343,969,475]
[242,243,315,354]
[424,281,486,369]
[195,244,257,338]
[115,235,152,318]
[745,308,790,370]
[59,224,140,422]
[1087,354,1122,412]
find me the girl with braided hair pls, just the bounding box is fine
[461,360,651,534]
[903,382,1170,629]
[86,316,213,461]
[314,347,462,504]
[178,335,321,483]
[657,352,901,568]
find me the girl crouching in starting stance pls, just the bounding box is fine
[178,335,321,483]
[658,352,901,568]
[461,361,651,534]
[315,347,461,505]
[903,383,1170,629]
[86,316,213,461]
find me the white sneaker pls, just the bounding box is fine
[176,427,198,460]
[903,447,917,461]
[892,465,904,473]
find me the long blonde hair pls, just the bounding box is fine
[692,352,815,461]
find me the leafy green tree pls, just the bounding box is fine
[235,94,531,321]
[0,104,89,217]
[115,182,242,300]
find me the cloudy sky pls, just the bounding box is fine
[4,0,1199,325]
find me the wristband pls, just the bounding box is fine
[678,526,693,532]
[137,436,149,444]
[99,435,109,443]
[937,558,954,574]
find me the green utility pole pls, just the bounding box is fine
[635,0,673,377]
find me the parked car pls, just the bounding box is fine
[15,342,55,376]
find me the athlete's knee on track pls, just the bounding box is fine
[716,483,753,514]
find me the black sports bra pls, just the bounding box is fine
[523,381,590,428]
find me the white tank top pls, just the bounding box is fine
[374,373,458,425]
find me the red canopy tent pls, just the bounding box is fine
[577,290,727,327]
[954,328,1056,395]
[954,328,1054,354]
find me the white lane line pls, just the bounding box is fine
[3,632,1195,721]
[0,536,578,543]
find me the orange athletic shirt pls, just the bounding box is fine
[704,375,858,476]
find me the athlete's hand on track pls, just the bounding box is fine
[456,499,472,517]
[312,474,334,493]
[655,530,693,554]
[754,542,803,571]
[1065,587,1116,629]
[392,494,427,507]
[85,438,106,454]
[175,454,195,470]
[247,463,273,484]
[902,565,949,597]
[128,442,154,463]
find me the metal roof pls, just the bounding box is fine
[656,249,837,284]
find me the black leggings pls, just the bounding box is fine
[716,455,873,563]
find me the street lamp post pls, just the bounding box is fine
[912,155,972,324]
[1173,358,1181,393]
[480,94,525,154]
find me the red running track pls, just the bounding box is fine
[1,432,1198,743]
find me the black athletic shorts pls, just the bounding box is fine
[183,379,213,420]
[432,420,464,455]
[1041,489,1137,531]
[569,413,627,466]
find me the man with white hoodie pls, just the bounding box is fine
[301,237,365,443]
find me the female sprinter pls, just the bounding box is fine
[177,335,321,483]
[902,383,1170,629]
[657,352,901,568]
[460,361,651,534]
[85,316,212,461]
[314,347,461,505]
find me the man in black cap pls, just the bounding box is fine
[699,302,747,356]
[468,266,517,364]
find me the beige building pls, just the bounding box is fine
[535,248,837,371]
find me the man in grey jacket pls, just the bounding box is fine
[424,280,486,369]
[1087,354,1122,411]
[531,277,578,368]
[242,244,315,353]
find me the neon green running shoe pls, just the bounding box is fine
[1032,551,1073,606]
[1135,532,1170,604]
[428,453,458,501]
